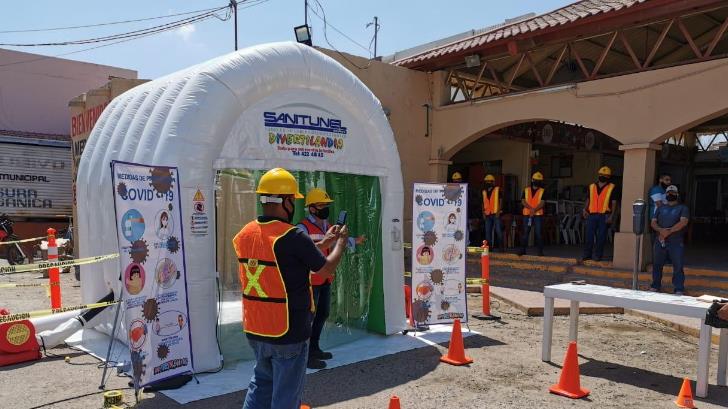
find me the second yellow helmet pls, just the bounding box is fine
[598,166,612,176]
[532,172,544,181]
[305,188,334,206]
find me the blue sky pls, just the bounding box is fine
[1,0,570,79]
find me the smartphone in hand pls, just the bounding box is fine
[336,210,347,226]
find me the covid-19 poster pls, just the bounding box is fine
[411,183,468,326]
[111,161,193,387]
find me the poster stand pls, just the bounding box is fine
[98,298,122,390]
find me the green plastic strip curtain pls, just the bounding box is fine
[215,169,383,363]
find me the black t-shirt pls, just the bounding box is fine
[246,216,327,345]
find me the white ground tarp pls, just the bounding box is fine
[76,42,405,372]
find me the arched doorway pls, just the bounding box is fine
[447,120,623,260]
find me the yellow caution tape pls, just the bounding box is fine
[402,242,485,253]
[0,300,120,324]
[0,283,49,289]
[0,253,119,275]
[404,272,488,285]
[0,236,46,246]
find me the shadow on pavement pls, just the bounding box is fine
[579,355,728,406]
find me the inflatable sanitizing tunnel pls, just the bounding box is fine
[76,42,405,372]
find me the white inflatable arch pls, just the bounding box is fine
[77,42,405,372]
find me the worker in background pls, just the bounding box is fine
[648,172,672,245]
[297,188,365,369]
[518,172,546,256]
[581,166,620,261]
[451,172,463,183]
[233,168,348,409]
[650,185,689,295]
[482,174,503,251]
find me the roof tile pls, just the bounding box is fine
[394,0,646,66]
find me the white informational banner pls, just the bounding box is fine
[111,161,193,387]
[411,183,468,325]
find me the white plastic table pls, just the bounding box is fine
[541,283,728,398]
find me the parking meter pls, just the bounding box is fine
[632,199,646,235]
[631,199,646,290]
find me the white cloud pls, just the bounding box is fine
[175,24,196,41]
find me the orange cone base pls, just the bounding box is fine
[439,354,474,366]
[388,395,401,409]
[300,405,311,409]
[549,384,590,399]
[675,398,696,409]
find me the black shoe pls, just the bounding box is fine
[307,357,327,369]
[581,256,592,262]
[310,349,333,360]
[516,249,526,256]
[537,251,545,257]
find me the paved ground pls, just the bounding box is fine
[1,276,727,408]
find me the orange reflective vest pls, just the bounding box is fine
[482,187,500,216]
[299,218,331,286]
[522,187,545,216]
[588,183,615,214]
[232,220,313,338]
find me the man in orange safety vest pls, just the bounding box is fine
[518,172,546,256]
[581,166,620,261]
[233,168,348,409]
[482,174,503,250]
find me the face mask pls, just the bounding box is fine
[598,176,609,183]
[666,194,678,202]
[282,198,295,223]
[661,182,670,189]
[532,181,542,188]
[312,206,330,220]
[485,183,494,189]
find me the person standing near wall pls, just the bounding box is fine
[648,172,672,245]
[233,168,348,409]
[482,174,503,251]
[518,172,546,256]
[297,188,365,369]
[650,185,689,295]
[581,166,620,261]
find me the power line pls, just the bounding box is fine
[309,0,374,70]
[0,0,270,68]
[0,6,225,34]
[0,6,231,47]
[307,3,371,54]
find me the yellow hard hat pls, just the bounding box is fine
[484,174,495,182]
[532,172,544,181]
[305,188,334,206]
[452,172,463,181]
[598,166,612,176]
[256,168,304,199]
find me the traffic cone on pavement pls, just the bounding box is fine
[549,341,590,399]
[439,319,473,366]
[300,405,311,409]
[388,395,401,409]
[674,378,696,408]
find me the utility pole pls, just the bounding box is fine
[367,17,380,59]
[304,0,308,26]
[231,0,238,51]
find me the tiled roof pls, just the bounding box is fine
[394,0,646,67]
[0,129,69,142]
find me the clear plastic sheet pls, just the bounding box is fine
[214,169,383,364]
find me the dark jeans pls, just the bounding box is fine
[311,283,331,352]
[483,215,503,249]
[583,213,609,260]
[243,339,309,409]
[520,216,543,254]
[652,239,685,293]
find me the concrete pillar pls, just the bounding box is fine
[431,71,451,108]
[428,159,452,182]
[613,143,661,270]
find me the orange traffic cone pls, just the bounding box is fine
[549,341,590,399]
[674,378,696,408]
[439,319,473,366]
[300,405,311,409]
[388,395,401,409]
